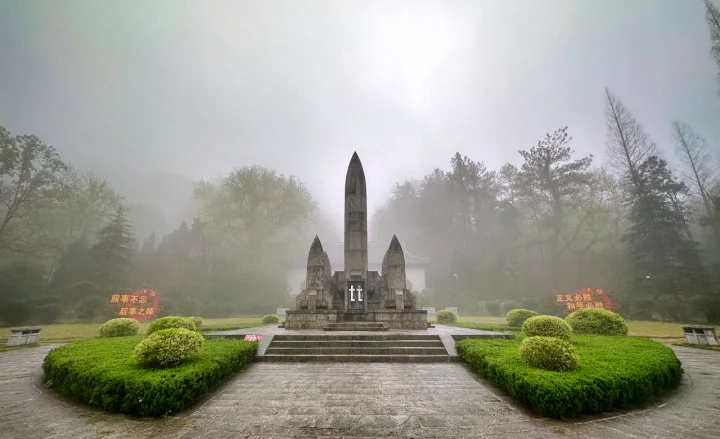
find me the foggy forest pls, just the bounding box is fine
[1,0,720,326]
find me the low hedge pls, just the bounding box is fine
[43,336,257,417]
[456,335,682,418]
[262,314,280,324]
[99,318,140,337]
[436,309,457,323]
[519,336,579,371]
[146,316,196,336]
[134,328,205,368]
[522,315,572,341]
[505,308,539,327]
[566,308,628,336]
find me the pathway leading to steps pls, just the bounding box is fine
[0,341,718,438]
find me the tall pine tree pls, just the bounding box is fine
[623,156,709,320]
[91,206,135,294]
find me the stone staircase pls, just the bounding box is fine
[261,334,450,362]
[323,322,388,331]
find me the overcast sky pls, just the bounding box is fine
[1,0,719,233]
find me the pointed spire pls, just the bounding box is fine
[307,235,325,267]
[345,151,366,195]
[310,235,323,251]
[389,234,402,251]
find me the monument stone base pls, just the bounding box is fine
[285,310,428,330]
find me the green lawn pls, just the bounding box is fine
[0,316,266,345]
[457,334,683,418]
[448,316,709,341]
[43,336,257,416]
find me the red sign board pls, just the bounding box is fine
[243,335,262,342]
[108,289,162,321]
[555,287,612,313]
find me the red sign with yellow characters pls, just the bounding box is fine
[108,289,162,321]
[555,287,612,313]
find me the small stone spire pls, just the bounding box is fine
[384,235,406,290]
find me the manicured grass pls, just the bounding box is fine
[43,336,257,417]
[456,335,683,419]
[441,316,712,341]
[0,317,266,344]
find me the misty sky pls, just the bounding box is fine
[1,0,719,234]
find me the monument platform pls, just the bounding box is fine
[206,324,513,362]
[285,309,428,330]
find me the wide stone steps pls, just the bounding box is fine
[262,334,450,363]
[269,340,442,348]
[324,322,388,331]
[265,347,447,355]
[271,334,437,341]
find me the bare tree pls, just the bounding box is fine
[706,0,720,95]
[673,120,718,217]
[0,127,68,252]
[604,88,658,188]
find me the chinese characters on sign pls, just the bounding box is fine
[555,287,613,313]
[108,289,162,321]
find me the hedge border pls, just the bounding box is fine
[43,336,257,417]
[456,335,682,418]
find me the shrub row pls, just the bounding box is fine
[435,309,457,323]
[43,336,257,417]
[456,335,682,418]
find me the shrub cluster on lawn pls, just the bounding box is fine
[262,314,280,324]
[436,309,457,323]
[189,316,202,328]
[99,318,140,337]
[505,308,539,327]
[566,308,628,336]
[134,328,205,368]
[522,315,573,341]
[146,316,197,335]
[43,336,257,416]
[519,336,579,371]
[456,335,682,418]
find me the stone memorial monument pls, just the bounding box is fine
[286,152,428,330]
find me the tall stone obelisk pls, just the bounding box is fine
[344,152,368,310]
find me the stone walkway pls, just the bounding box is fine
[0,343,718,438]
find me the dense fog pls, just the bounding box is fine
[1,0,720,325]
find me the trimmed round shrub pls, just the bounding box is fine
[146,316,196,336]
[189,316,202,328]
[262,314,280,324]
[99,318,140,337]
[505,308,539,327]
[133,328,204,368]
[519,336,579,371]
[436,309,457,323]
[522,315,573,341]
[565,308,628,335]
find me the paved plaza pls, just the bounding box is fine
[0,336,718,438]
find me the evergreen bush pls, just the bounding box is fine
[436,309,457,323]
[133,328,204,368]
[43,336,257,416]
[456,335,683,418]
[146,316,196,336]
[99,318,140,337]
[519,336,579,371]
[189,316,203,328]
[522,315,572,341]
[262,314,280,324]
[565,308,628,335]
[505,308,539,327]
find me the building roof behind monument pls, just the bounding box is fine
[288,241,430,268]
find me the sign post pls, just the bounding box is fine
[555,288,613,314]
[108,288,162,321]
